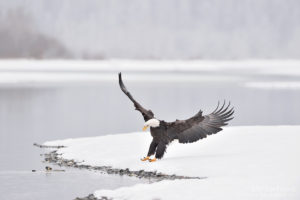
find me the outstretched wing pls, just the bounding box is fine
[167,101,234,143]
[119,73,154,121]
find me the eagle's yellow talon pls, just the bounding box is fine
[141,156,150,161]
[149,158,157,162]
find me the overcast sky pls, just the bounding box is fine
[1,0,300,59]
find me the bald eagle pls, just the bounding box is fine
[119,73,234,162]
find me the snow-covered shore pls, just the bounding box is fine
[1,59,300,85]
[1,59,300,74]
[45,126,300,200]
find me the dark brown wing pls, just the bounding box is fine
[167,101,234,143]
[119,73,154,121]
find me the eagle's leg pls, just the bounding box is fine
[141,140,158,161]
[152,142,167,161]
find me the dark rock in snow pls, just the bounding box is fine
[36,143,203,200]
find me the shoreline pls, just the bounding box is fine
[37,144,203,200]
[44,150,202,181]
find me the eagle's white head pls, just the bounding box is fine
[143,118,160,131]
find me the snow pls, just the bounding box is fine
[1,59,300,74]
[1,59,300,86]
[244,82,300,90]
[95,178,298,200]
[0,72,240,85]
[45,126,300,200]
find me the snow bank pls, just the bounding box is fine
[45,126,300,200]
[1,59,300,74]
[1,59,300,86]
[245,82,300,90]
[1,59,300,83]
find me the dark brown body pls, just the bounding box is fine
[148,121,170,159]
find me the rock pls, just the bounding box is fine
[43,150,200,181]
[41,149,202,200]
[74,194,105,200]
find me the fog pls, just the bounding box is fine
[1,0,300,59]
[1,1,300,199]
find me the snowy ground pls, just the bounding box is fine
[45,126,300,200]
[1,60,300,84]
[244,81,300,90]
[1,60,300,75]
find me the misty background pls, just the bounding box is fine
[1,1,300,199]
[1,0,300,59]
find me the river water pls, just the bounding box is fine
[0,67,300,199]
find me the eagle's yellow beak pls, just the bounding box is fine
[143,126,148,131]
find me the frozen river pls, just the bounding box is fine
[0,60,300,199]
